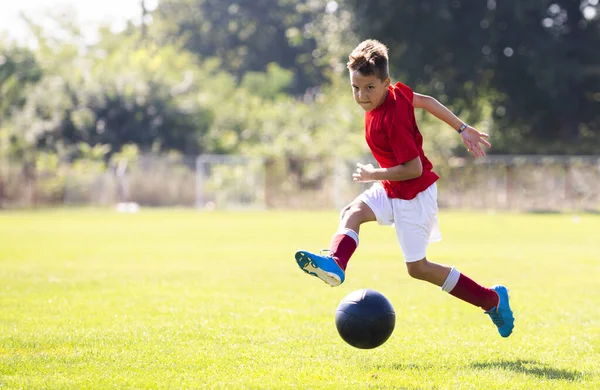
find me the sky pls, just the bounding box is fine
[0,0,158,46]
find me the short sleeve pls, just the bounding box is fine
[395,82,414,105]
[387,113,419,165]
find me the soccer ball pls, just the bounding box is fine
[335,288,396,349]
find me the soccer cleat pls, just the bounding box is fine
[295,250,345,287]
[485,285,515,338]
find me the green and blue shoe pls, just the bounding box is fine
[295,250,345,287]
[485,285,515,338]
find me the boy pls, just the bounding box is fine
[295,39,514,338]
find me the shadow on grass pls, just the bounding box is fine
[471,359,586,381]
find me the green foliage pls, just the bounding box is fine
[480,1,600,152]
[342,0,600,153]
[33,151,67,204]
[2,0,598,165]
[205,69,366,159]
[240,63,295,100]
[0,43,42,122]
[150,0,330,92]
[4,31,218,158]
[109,144,140,166]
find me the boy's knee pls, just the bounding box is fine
[339,204,352,220]
[340,201,368,222]
[406,259,429,280]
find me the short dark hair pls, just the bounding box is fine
[347,39,389,81]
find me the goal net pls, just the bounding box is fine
[195,154,266,210]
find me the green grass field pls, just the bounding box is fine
[1,209,599,389]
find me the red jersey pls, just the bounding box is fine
[364,82,439,200]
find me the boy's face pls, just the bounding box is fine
[350,71,390,112]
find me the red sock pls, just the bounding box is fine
[329,232,357,271]
[450,274,499,311]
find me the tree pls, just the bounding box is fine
[6,26,221,158]
[484,0,600,153]
[342,0,600,153]
[149,0,329,93]
[0,42,42,123]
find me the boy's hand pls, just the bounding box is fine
[353,163,377,182]
[460,126,491,158]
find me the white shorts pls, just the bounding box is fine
[358,182,442,262]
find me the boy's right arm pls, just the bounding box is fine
[353,158,423,182]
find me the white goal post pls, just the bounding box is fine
[195,154,266,210]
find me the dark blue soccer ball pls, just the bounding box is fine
[335,288,396,349]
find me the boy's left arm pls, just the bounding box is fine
[413,93,491,158]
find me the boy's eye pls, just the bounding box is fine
[367,86,374,90]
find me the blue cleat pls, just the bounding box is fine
[295,250,345,287]
[485,285,515,338]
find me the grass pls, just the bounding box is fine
[0,208,599,389]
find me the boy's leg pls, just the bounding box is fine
[441,267,515,338]
[295,184,389,286]
[328,199,376,270]
[395,184,514,337]
[406,260,499,311]
[295,199,375,286]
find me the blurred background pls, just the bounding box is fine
[1,0,599,212]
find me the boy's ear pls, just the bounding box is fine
[383,77,391,87]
